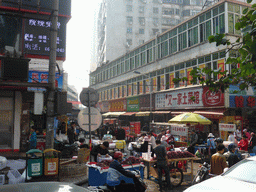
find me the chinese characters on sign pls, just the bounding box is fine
[219,124,236,132]
[155,88,203,109]
[171,125,188,137]
[24,17,66,57]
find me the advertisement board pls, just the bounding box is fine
[24,17,67,58]
[28,70,63,91]
[0,0,71,17]
[155,86,224,109]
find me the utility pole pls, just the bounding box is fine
[45,0,59,149]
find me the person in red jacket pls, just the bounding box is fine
[238,134,249,151]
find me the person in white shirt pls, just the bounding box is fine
[228,131,235,143]
[148,131,156,149]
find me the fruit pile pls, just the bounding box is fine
[167,151,195,159]
[122,156,141,165]
[96,160,113,167]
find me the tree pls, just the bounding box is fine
[177,0,256,93]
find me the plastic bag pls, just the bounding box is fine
[128,142,133,150]
[0,156,7,170]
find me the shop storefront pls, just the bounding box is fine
[0,90,22,152]
[155,86,226,137]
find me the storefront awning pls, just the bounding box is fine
[135,112,150,116]
[120,112,137,116]
[102,112,126,117]
[152,111,170,114]
[194,109,226,119]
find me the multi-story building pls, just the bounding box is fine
[90,0,256,137]
[0,1,71,151]
[95,0,208,70]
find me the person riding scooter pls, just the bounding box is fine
[106,151,142,192]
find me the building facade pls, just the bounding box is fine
[0,0,71,151]
[95,0,208,70]
[90,0,256,136]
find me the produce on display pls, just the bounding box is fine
[167,151,195,159]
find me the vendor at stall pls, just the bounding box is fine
[106,151,140,192]
[91,141,110,162]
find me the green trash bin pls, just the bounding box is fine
[26,149,44,181]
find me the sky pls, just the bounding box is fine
[64,0,102,95]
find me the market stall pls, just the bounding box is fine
[141,150,200,184]
[151,122,189,147]
[86,158,144,186]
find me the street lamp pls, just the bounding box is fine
[133,71,153,126]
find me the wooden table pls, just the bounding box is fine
[141,157,201,182]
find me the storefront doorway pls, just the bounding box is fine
[0,97,13,149]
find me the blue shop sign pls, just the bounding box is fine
[229,85,256,108]
[28,71,63,92]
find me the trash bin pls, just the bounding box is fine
[43,149,60,181]
[26,149,44,181]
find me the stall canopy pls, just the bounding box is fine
[193,109,225,119]
[168,112,212,125]
[135,112,150,116]
[120,112,138,116]
[102,112,126,117]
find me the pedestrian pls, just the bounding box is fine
[148,131,156,149]
[29,126,37,157]
[243,129,251,141]
[156,129,166,141]
[142,123,149,132]
[249,132,256,153]
[67,122,76,144]
[187,129,198,154]
[224,143,240,167]
[210,143,227,175]
[207,133,216,157]
[78,138,89,149]
[116,127,126,140]
[106,151,140,192]
[238,134,249,151]
[151,140,172,192]
[227,131,235,143]
[91,141,110,162]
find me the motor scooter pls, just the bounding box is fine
[192,161,211,184]
[54,139,78,158]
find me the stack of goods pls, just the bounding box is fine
[121,156,141,165]
[96,160,113,168]
[167,151,195,159]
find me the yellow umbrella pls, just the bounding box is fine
[168,112,212,125]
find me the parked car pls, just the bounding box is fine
[0,182,90,192]
[184,155,256,192]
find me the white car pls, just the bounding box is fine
[0,182,91,192]
[184,156,256,192]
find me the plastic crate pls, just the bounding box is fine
[0,175,5,185]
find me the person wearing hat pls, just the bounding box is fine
[238,134,249,151]
[207,133,216,157]
[106,151,140,192]
[157,129,166,141]
[224,143,240,167]
[243,129,251,141]
[91,141,110,162]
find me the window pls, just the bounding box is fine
[153,18,159,26]
[176,9,180,15]
[182,10,190,16]
[127,16,133,24]
[126,5,133,12]
[153,7,159,14]
[139,6,144,13]
[191,10,200,16]
[152,28,159,35]
[139,28,145,34]
[127,39,132,46]
[191,0,203,6]
[139,40,145,44]
[139,17,145,25]
[127,27,132,33]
